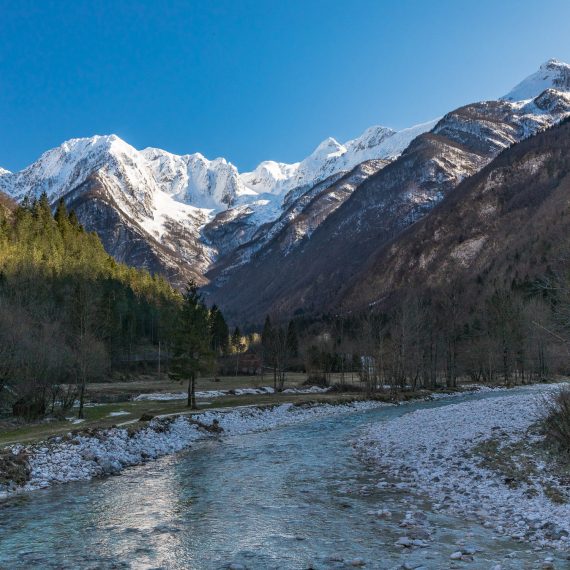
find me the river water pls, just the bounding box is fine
[0,392,566,569]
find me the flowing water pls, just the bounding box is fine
[0,392,566,569]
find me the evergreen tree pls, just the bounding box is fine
[0,200,182,418]
[54,198,69,228]
[68,209,81,230]
[169,282,214,408]
[209,304,229,354]
[286,320,299,358]
[231,326,245,376]
[231,326,242,351]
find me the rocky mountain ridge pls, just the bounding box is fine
[205,74,570,322]
[0,119,434,286]
[1,60,570,309]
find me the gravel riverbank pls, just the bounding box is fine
[357,383,570,552]
[0,400,386,499]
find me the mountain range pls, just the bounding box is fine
[2,58,570,323]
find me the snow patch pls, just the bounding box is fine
[133,385,331,401]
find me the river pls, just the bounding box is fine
[0,391,565,569]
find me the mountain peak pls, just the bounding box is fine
[502,59,570,102]
[307,137,346,163]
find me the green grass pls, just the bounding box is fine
[0,390,368,447]
[472,431,570,504]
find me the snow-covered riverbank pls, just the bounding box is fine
[133,385,331,401]
[357,383,570,551]
[0,400,385,500]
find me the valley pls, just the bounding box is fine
[2,25,570,568]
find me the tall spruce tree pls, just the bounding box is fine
[209,304,229,354]
[286,320,299,358]
[169,282,214,408]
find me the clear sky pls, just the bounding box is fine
[1,0,570,173]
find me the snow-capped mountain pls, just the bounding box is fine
[240,120,438,196]
[502,59,570,102]
[0,119,435,286]
[2,59,570,302]
[206,65,570,322]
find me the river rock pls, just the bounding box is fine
[450,551,463,560]
[350,558,366,567]
[396,537,413,547]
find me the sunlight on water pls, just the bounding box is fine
[0,392,567,569]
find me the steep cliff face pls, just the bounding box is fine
[0,119,432,287]
[207,159,390,283]
[340,117,570,312]
[205,89,570,323]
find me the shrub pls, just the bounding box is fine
[541,386,570,455]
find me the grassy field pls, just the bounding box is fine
[88,371,311,399]
[0,372,366,447]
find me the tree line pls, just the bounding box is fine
[0,195,233,418]
[276,275,570,394]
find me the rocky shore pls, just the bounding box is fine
[357,384,570,552]
[0,400,385,499]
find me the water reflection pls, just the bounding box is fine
[0,392,567,569]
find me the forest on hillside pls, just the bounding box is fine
[0,195,233,419]
[3,187,570,424]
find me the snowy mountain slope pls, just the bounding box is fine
[206,86,570,322]
[240,120,438,196]
[207,159,390,282]
[0,136,222,285]
[0,118,434,286]
[502,59,570,102]
[3,59,570,297]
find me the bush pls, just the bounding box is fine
[302,374,328,387]
[541,387,570,455]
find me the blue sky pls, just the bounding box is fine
[1,0,570,172]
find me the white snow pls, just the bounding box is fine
[240,120,439,199]
[357,384,570,549]
[132,385,331,401]
[0,117,438,257]
[502,59,570,102]
[0,400,385,497]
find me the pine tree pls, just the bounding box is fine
[169,282,214,408]
[231,326,245,376]
[209,304,229,354]
[231,326,242,350]
[54,198,69,228]
[286,320,299,358]
[68,209,81,230]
